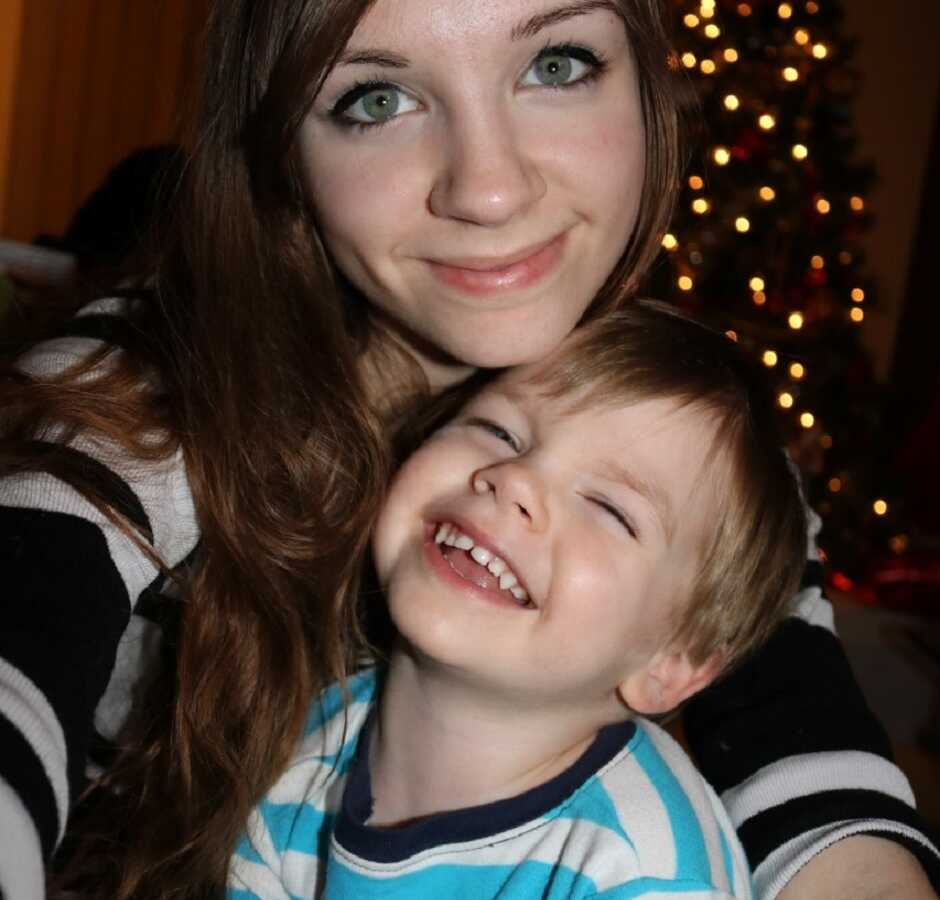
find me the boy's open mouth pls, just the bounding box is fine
[434,523,534,608]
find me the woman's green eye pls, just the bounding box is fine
[522,46,597,88]
[333,83,419,126]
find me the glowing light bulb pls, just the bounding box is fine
[792,143,809,160]
[759,113,776,130]
[689,174,705,189]
[753,290,767,305]
[725,330,738,341]
[790,362,805,379]
[692,197,711,214]
[724,48,740,63]
[759,185,776,201]
[778,3,793,18]
[779,392,795,409]
[750,276,765,292]
[682,52,697,68]
[700,5,715,18]
[788,312,804,330]
[762,350,778,367]
[678,275,694,291]
[828,477,842,493]
[705,24,721,38]
[735,216,751,233]
[661,233,679,250]
[851,288,865,302]
[816,198,831,214]
[850,307,865,323]
[713,147,731,166]
[806,1,819,14]
[701,59,717,74]
[873,499,888,516]
[783,66,799,82]
[811,255,825,269]
[812,43,828,59]
[800,412,815,429]
[737,3,752,15]
[724,94,740,110]
[684,13,700,26]
[794,28,810,45]
[850,195,865,211]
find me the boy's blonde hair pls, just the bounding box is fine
[526,299,807,674]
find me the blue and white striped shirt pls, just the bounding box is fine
[228,668,753,899]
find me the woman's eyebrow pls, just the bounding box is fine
[511,0,621,41]
[336,49,410,69]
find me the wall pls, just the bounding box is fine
[0,0,209,242]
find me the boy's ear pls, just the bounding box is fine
[617,648,724,715]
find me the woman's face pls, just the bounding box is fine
[300,0,645,384]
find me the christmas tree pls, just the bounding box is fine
[651,0,908,597]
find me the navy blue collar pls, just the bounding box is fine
[335,707,637,863]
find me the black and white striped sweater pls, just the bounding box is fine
[1,306,937,899]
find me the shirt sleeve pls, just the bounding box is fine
[0,317,199,900]
[682,507,940,899]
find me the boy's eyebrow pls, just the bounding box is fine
[336,1,620,69]
[597,459,676,541]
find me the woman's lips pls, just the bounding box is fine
[426,231,568,297]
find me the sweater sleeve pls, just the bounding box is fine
[682,507,940,900]
[0,313,199,900]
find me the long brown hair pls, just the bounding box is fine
[0,0,685,896]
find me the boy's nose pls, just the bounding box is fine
[428,111,546,227]
[472,461,548,531]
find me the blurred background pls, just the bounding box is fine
[0,0,937,824]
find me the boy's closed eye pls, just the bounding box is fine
[466,417,522,452]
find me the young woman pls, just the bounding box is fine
[1,1,936,898]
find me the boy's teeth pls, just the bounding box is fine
[436,523,531,605]
[487,558,507,577]
[470,546,492,566]
[498,572,518,591]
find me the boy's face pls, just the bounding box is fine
[372,370,721,719]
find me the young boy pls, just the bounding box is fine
[228,300,807,900]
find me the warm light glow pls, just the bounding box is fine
[682,52,697,68]
[812,43,829,59]
[790,362,806,379]
[890,534,909,554]
[839,251,853,265]
[724,94,740,111]
[800,412,815,429]
[783,66,799,82]
[811,255,825,269]
[724,47,740,63]
[762,350,778,367]
[692,197,711,214]
[873,499,888,516]
[806,1,819,13]
[735,216,751,233]
[759,185,776,201]
[713,146,731,165]
[792,143,809,160]
[816,198,831,214]
[661,233,679,250]
[678,275,694,292]
[689,174,705,189]
[684,13,700,26]
[750,276,766,292]
[794,28,810,45]
[850,195,865,211]
[725,330,738,341]
[828,477,842,493]
[700,4,715,18]
[779,392,795,409]
[753,290,767,305]
[850,307,865,323]
[737,3,752,15]
[701,59,717,74]
[789,312,804,330]
[705,23,721,38]
[778,2,793,18]
[759,113,776,130]
[851,287,865,302]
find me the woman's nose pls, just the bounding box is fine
[472,461,548,531]
[428,111,546,227]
